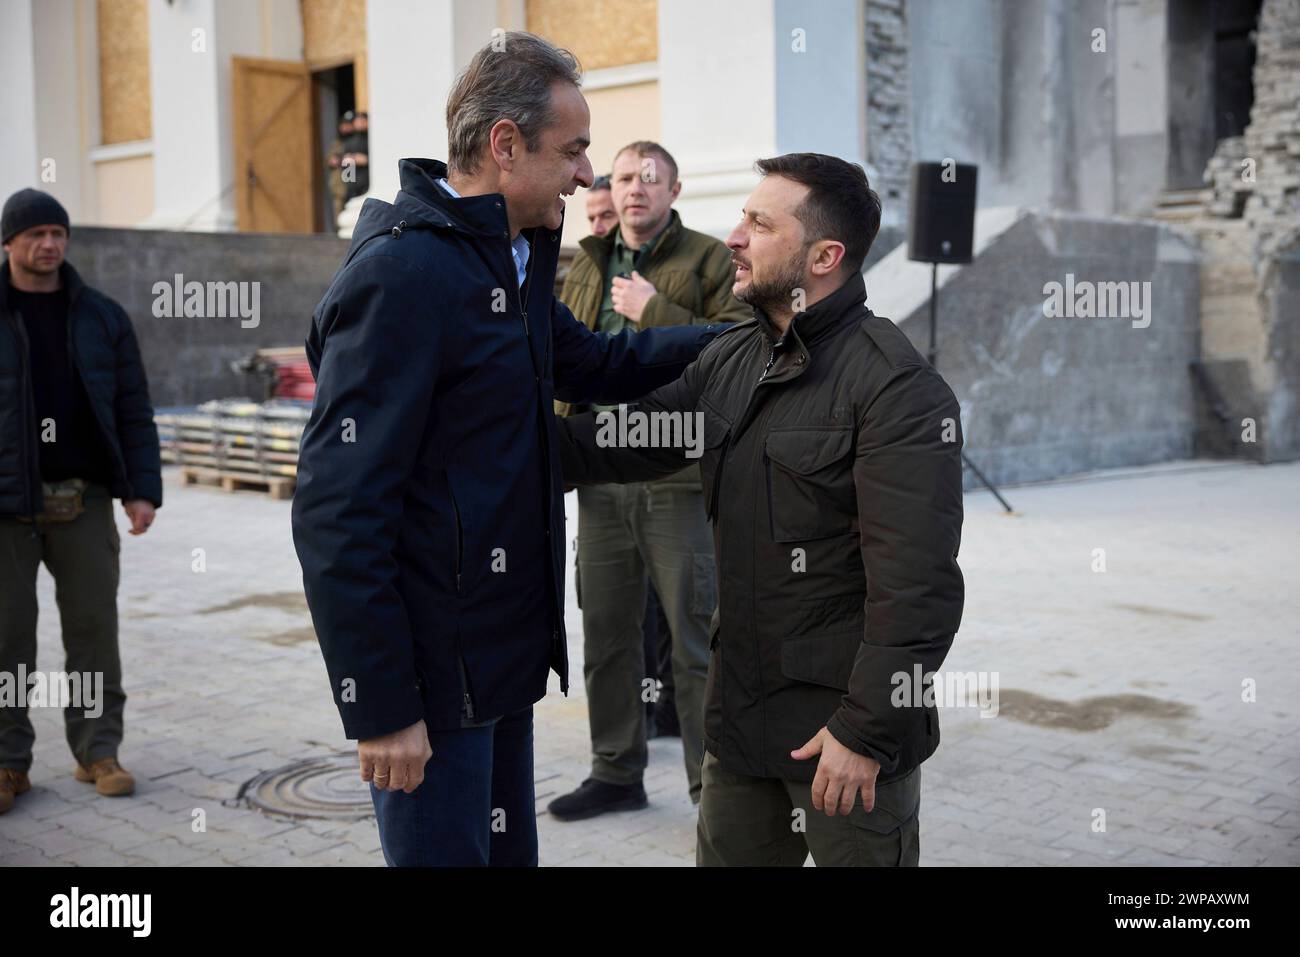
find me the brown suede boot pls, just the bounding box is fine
[74,757,135,797]
[0,768,31,813]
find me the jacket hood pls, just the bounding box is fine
[346,157,567,261]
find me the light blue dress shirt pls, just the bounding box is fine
[437,176,530,288]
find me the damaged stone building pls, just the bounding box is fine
[860,0,1299,483]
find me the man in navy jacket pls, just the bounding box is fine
[290,32,724,867]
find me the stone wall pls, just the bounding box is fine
[864,0,912,227]
[1260,238,1300,460]
[874,210,1203,488]
[1243,0,1300,266]
[1187,0,1300,462]
[61,227,350,407]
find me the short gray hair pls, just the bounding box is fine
[446,31,582,176]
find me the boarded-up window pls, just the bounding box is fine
[301,0,369,109]
[97,0,151,144]
[526,0,658,71]
[301,0,367,65]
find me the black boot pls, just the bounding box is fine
[650,697,681,738]
[547,778,648,822]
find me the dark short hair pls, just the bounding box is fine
[591,174,612,191]
[753,153,882,273]
[614,140,679,186]
[446,31,583,176]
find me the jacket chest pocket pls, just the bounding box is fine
[764,427,856,542]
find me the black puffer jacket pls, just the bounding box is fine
[557,271,965,783]
[0,260,162,517]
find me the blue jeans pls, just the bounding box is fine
[368,706,538,866]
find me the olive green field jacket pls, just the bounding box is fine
[556,209,749,490]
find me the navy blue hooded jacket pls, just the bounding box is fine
[291,158,725,741]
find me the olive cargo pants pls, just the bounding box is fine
[576,483,715,802]
[696,750,922,866]
[0,483,125,772]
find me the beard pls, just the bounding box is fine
[733,244,808,316]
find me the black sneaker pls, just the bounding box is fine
[547,778,648,822]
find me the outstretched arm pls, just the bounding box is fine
[554,353,709,487]
[550,296,724,405]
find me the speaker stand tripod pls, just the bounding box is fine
[927,263,1014,513]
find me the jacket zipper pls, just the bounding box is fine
[459,655,476,722]
[758,339,780,383]
[9,312,40,523]
[449,481,464,596]
[763,449,776,540]
[709,337,781,521]
[514,234,535,342]
[66,296,130,495]
[513,234,563,666]
[448,480,475,720]
[751,354,777,771]
[732,334,787,774]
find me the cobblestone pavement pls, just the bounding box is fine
[2,460,1297,866]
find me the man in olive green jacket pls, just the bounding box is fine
[549,141,749,820]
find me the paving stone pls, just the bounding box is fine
[2,462,1298,867]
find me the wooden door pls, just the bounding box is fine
[232,56,315,233]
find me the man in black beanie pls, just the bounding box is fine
[0,188,162,815]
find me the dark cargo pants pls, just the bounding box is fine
[0,483,125,772]
[576,483,715,802]
[696,750,922,866]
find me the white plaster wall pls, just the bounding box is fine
[0,0,41,208]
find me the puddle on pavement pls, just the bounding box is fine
[128,590,311,620]
[1112,603,1212,622]
[258,626,317,646]
[194,591,315,645]
[996,690,1195,731]
[197,591,310,615]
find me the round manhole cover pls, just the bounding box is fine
[239,753,373,821]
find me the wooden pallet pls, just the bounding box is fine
[179,466,295,500]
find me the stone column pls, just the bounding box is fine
[345,0,498,235]
[657,0,867,238]
[143,0,300,231]
[0,0,42,206]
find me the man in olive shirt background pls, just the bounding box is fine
[549,141,749,820]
